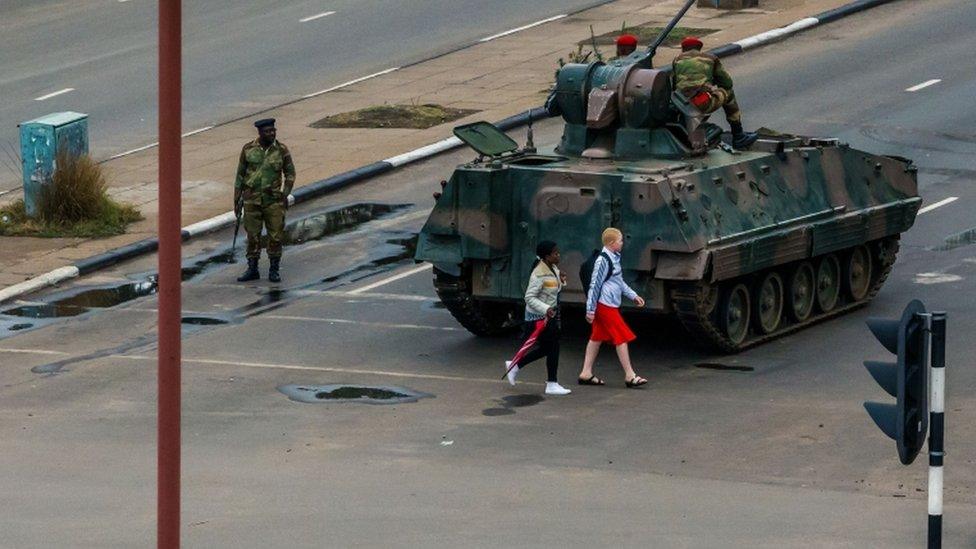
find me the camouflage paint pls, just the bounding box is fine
[416,42,920,340]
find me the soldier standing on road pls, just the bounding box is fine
[234,118,296,283]
[672,36,758,149]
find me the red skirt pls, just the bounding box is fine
[590,303,636,345]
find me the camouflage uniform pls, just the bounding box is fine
[672,49,741,123]
[234,139,296,260]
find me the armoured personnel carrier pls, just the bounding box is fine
[414,1,921,352]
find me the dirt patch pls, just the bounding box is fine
[583,25,718,49]
[311,104,479,130]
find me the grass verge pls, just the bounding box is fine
[311,104,479,130]
[583,25,718,49]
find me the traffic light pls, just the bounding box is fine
[863,299,929,465]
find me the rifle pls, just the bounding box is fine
[646,0,696,67]
[231,194,244,260]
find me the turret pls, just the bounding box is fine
[548,0,721,160]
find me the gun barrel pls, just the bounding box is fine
[649,0,697,59]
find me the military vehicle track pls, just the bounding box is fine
[670,237,899,352]
[432,269,519,336]
[431,237,898,352]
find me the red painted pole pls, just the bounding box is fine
[158,0,182,547]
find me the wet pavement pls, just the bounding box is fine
[0,202,412,341]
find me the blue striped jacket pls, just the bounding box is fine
[585,247,637,313]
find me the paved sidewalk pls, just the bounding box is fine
[0,0,860,290]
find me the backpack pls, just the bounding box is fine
[579,249,612,292]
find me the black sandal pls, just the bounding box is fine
[625,375,648,388]
[578,375,605,386]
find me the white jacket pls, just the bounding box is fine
[524,260,562,321]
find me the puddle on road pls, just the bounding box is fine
[31,335,154,375]
[502,394,544,407]
[0,280,158,319]
[482,407,516,416]
[483,394,545,416]
[286,203,406,245]
[320,234,419,285]
[933,227,976,251]
[181,316,229,326]
[695,362,754,372]
[1,203,412,337]
[278,384,433,405]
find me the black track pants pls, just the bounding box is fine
[516,320,561,382]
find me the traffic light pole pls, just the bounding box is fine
[927,312,946,549]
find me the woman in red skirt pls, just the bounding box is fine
[578,228,648,387]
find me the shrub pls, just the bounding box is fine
[0,150,141,238]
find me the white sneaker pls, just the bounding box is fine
[545,382,571,395]
[505,361,519,386]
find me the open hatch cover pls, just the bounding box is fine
[453,121,518,157]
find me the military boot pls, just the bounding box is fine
[268,257,281,283]
[237,258,260,282]
[730,121,758,150]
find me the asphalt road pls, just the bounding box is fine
[0,0,604,182]
[2,0,976,546]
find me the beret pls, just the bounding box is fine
[681,36,703,50]
[254,118,276,129]
[616,34,638,47]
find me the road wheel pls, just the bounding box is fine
[752,272,784,334]
[787,261,816,322]
[844,245,873,301]
[719,282,751,346]
[432,267,520,336]
[816,254,841,313]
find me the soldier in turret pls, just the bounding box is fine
[672,36,758,149]
[613,34,638,59]
[234,118,296,283]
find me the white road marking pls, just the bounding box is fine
[116,354,538,385]
[303,67,399,99]
[300,11,335,23]
[906,79,941,92]
[182,126,213,137]
[261,314,461,331]
[349,263,432,294]
[326,291,432,302]
[0,348,71,356]
[918,196,958,215]
[107,142,159,160]
[34,88,75,101]
[105,126,214,160]
[479,14,566,42]
[914,272,963,285]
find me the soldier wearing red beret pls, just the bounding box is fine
[615,34,638,58]
[673,36,758,149]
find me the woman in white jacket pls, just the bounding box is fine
[505,240,571,395]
